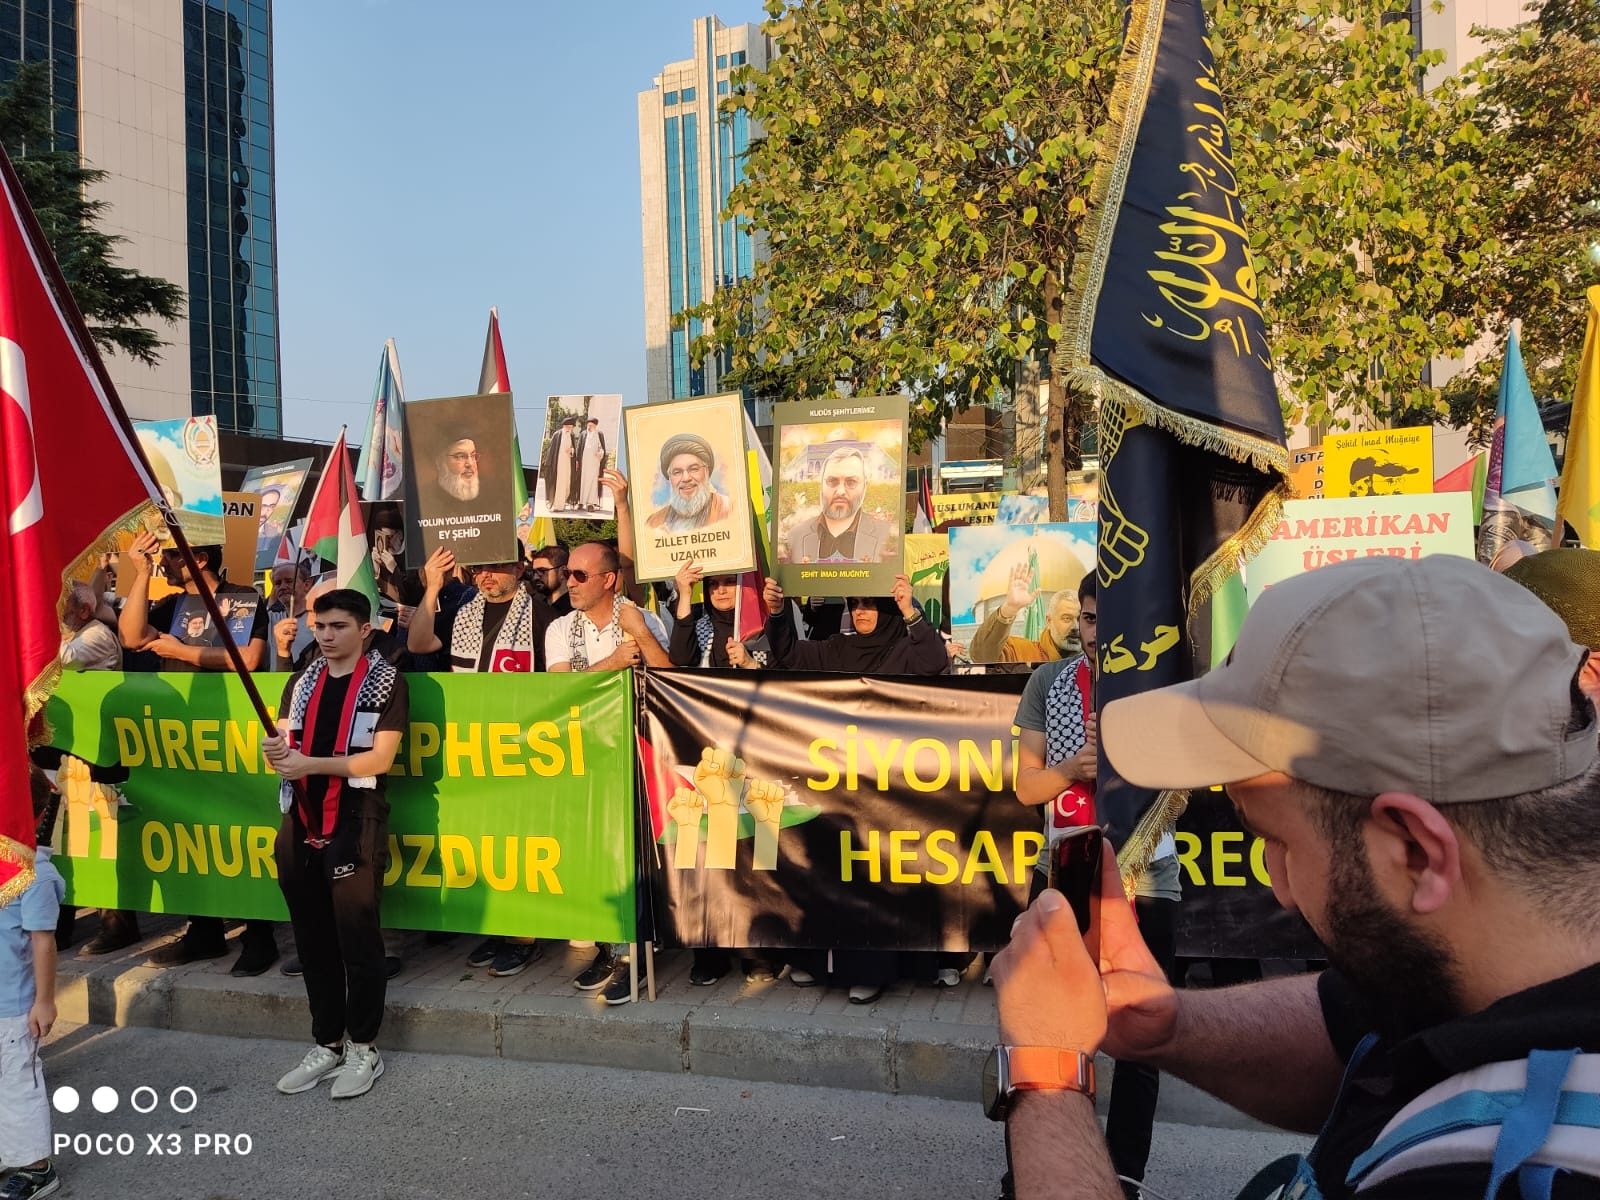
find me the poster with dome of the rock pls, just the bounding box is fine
[949,523,1098,664]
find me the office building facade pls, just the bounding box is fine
[0,0,280,434]
[638,16,773,406]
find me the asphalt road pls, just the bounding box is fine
[31,1023,1307,1199]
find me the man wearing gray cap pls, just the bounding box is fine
[646,434,733,533]
[988,556,1600,1199]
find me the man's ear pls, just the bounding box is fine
[1368,793,1462,916]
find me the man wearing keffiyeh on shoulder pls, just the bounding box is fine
[264,589,408,1102]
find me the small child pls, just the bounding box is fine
[0,767,65,1200]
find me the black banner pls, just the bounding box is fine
[640,670,1318,960]
[640,671,1036,952]
[1173,790,1321,960]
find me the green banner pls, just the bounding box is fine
[43,671,636,942]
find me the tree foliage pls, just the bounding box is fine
[1445,0,1600,423]
[0,61,185,366]
[689,0,1564,494]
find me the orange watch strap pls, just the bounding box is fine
[1006,1047,1095,1096]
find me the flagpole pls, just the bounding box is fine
[0,147,278,733]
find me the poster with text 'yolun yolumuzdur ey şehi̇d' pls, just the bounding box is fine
[402,392,519,567]
[772,395,908,598]
[623,393,756,583]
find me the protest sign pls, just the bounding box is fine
[949,523,1096,662]
[930,490,1004,526]
[772,395,908,596]
[1066,469,1100,523]
[904,533,950,632]
[43,670,637,942]
[1245,493,1475,602]
[221,492,260,583]
[624,393,756,582]
[996,493,1049,525]
[642,670,1035,951]
[1289,444,1325,499]
[533,394,621,522]
[1323,426,1434,498]
[239,458,314,569]
[402,392,519,566]
[134,416,225,545]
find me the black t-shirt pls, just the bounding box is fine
[476,599,512,672]
[281,664,409,819]
[147,582,269,672]
[1312,965,1600,1198]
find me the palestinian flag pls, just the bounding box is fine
[303,431,378,617]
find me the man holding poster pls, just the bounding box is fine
[623,394,755,582]
[402,393,519,566]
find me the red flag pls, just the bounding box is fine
[0,152,163,904]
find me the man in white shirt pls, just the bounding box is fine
[544,540,669,1004]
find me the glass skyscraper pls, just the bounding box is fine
[183,0,278,435]
[639,16,773,405]
[0,0,280,434]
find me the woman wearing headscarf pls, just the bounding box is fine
[760,572,957,1003]
[761,574,948,677]
[666,561,781,987]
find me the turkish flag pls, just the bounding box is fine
[0,150,161,906]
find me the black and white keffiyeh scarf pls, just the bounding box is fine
[450,591,535,673]
[567,596,626,671]
[278,650,401,847]
[1041,654,1095,845]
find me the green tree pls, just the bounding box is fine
[1444,0,1600,424]
[692,0,1505,510]
[0,61,184,365]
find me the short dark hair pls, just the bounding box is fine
[1077,573,1097,604]
[191,544,223,574]
[313,588,372,624]
[531,543,569,570]
[1303,749,1600,935]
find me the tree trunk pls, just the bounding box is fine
[1042,275,1084,522]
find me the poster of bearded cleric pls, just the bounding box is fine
[771,395,907,597]
[533,394,622,521]
[401,392,520,566]
[623,393,756,582]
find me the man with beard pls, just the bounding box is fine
[541,418,579,513]
[645,434,733,533]
[406,539,545,978]
[577,417,606,511]
[784,445,894,563]
[989,555,1600,1199]
[972,562,1082,664]
[431,437,488,519]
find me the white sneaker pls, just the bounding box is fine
[933,968,961,988]
[329,1042,384,1099]
[276,1044,344,1095]
[789,968,818,987]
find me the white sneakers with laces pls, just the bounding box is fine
[330,1042,384,1099]
[275,1044,344,1095]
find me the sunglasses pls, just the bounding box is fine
[559,567,613,584]
[847,598,878,611]
[470,562,519,575]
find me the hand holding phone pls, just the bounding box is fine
[1045,824,1104,964]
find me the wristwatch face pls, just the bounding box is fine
[980,1047,1008,1121]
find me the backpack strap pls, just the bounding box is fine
[1349,1051,1600,1197]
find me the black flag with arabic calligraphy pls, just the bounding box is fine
[1060,0,1289,876]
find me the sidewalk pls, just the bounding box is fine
[54,914,1260,1129]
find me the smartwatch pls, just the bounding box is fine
[981,1046,1096,1121]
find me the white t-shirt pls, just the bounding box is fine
[60,622,121,672]
[545,605,668,670]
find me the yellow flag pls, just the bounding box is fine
[1557,286,1600,548]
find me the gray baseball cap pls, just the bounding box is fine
[1101,555,1597,801]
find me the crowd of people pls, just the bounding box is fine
[8,453,1599,1197]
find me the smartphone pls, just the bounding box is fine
[1046,824,1104,962]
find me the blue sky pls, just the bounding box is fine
[272,1,762,456]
